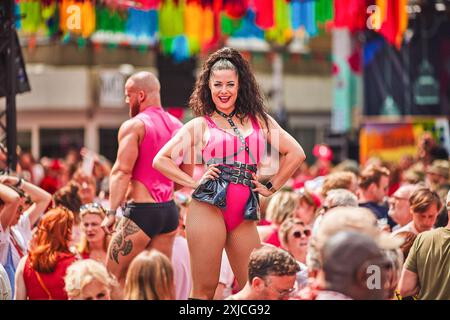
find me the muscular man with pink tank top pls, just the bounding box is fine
[101,71,184,294]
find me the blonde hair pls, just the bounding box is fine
[278,217,306,249]
[265,191,299,226]
[321,171,357,198]
[124,250,175,300]
[77,206,109,255]
[64,259,117,299]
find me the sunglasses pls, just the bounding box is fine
[292,229,311,238]
[80,202,105,213]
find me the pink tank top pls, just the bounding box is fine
[131,107,183,202]
[202,115,265,165]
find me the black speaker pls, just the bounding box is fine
[0,31,31,98]
[157,53,196,108]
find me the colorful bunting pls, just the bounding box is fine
[15,0,409,59]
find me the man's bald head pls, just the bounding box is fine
[393,184,418,200]
[124,71,161,117]
[322,231,387,300]
[126,71,160,93]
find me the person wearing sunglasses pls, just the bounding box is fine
[279,218,311,291]
[279,218,311,265]
[226,245,299,300]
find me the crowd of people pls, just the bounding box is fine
[1,47,449,301]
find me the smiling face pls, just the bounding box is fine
[209,69,239,114]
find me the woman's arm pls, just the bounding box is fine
[14,255,27,300]
[153,118,205,189]
[0,183,21,229]
[17,178,52,226]
[253,115,306,196]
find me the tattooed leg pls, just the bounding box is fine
[105,217,151,291]
[109,219,141,264]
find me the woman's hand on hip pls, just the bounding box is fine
[197,164,221,187]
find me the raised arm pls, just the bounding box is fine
[17,177,51,226]
[0,182,21,229]
[153,118,204,189]
[253,115,306,196]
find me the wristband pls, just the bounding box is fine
[265,181,277,193]
[106,209,117,217]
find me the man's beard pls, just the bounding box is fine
[130,102,140,117]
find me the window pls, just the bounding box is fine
[99,128,118,163]
[17,130,31,152]
[40,128,84,158]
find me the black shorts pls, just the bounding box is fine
[123,201,179,238]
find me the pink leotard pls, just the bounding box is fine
[132,106,183,202]
[202,115,265,231]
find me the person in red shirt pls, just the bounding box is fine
[14,207,77,300]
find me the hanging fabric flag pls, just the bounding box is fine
[253,0,274,30]
[204,0,222,48]
[184,0,202,53]
[21,0,41,34]
[135,0,161,10]
[159,0,184,38]
[376,0,387,27]
[224,0,249,19]
[291,0,317,36]
[334,0,366,32]
[265,0,293,46]
[15,1,21,30]
[315,0,333,24]
[126,8,158,44]
[232,10,264,38]
[378,0,408,49]
[41,2,59,37]
[81,1,96,38]
[221,13,243,36]
[201,5,215,45]
[160,0,185,55]
[171,35,190,62]
[396,0,408,49]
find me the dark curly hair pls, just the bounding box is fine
[189,47,269,129]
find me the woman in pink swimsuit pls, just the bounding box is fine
[154,47,306,299]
